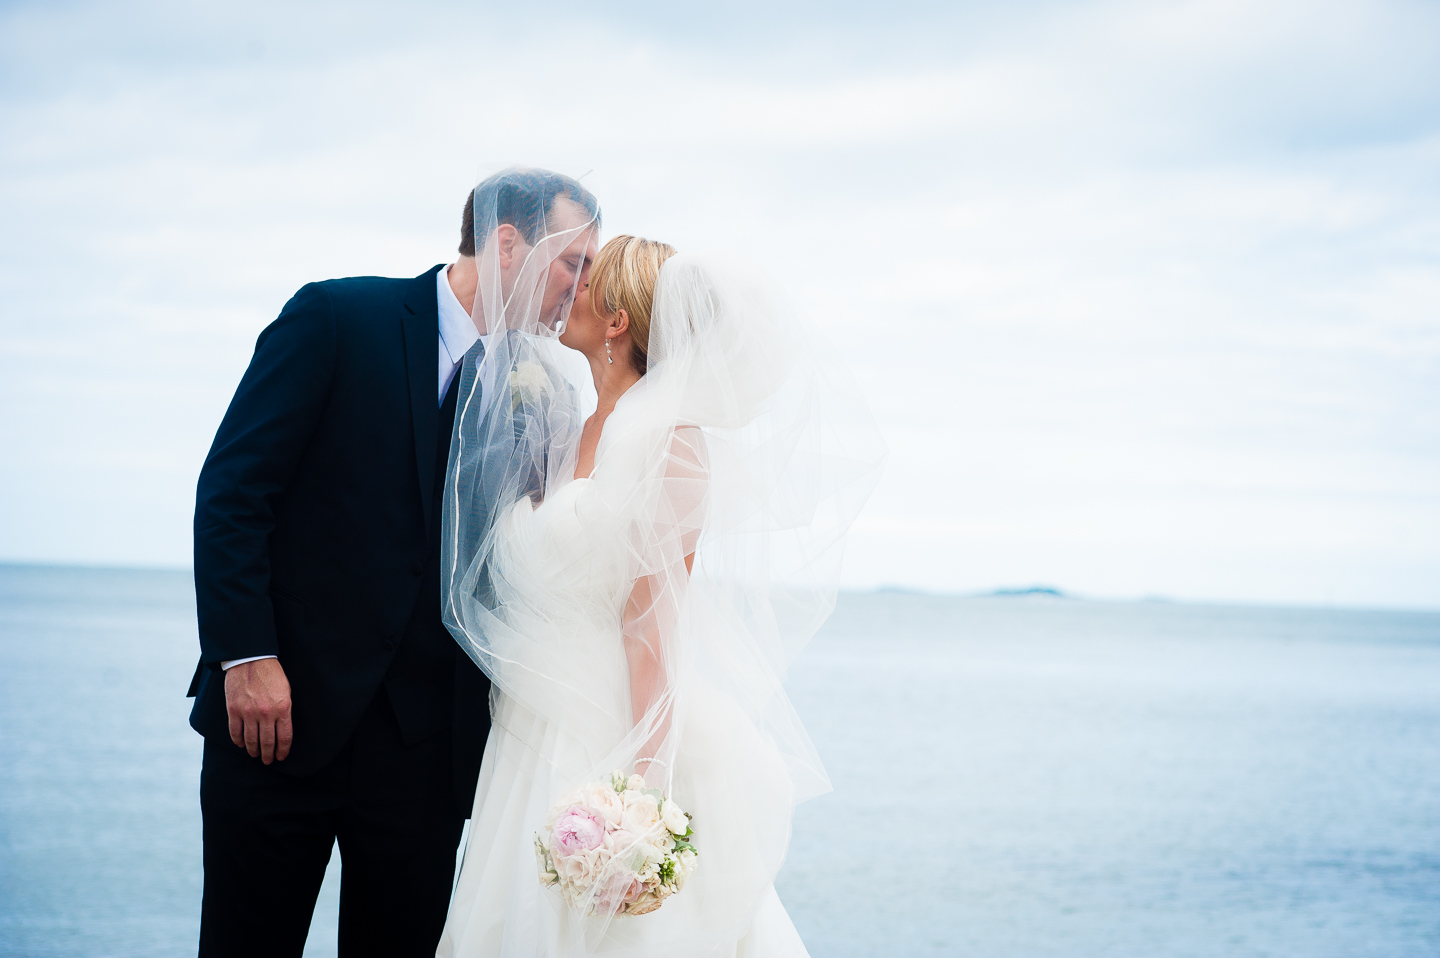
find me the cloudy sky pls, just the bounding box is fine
[2,0,1437,608]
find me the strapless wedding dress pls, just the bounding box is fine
[437,477,810,958]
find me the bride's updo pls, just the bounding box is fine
[590,234,677,373]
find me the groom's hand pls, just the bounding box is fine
[224,658,293,764]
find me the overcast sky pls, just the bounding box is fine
[2,0,1437,608]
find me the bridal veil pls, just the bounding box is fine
[441,173,884,953]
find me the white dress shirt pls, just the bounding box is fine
[437,263,479,403]
[222,266,476,672]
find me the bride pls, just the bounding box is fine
[437,196,882,956]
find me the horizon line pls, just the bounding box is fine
[1,558,1437,617]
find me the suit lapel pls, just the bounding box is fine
[403,266,445,532]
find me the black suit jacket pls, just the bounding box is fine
[189,265,489,815]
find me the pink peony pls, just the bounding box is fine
[551,805,607,856]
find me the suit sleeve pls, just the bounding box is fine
[193,282,338,669]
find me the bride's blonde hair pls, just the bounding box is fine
[590,234,677,373]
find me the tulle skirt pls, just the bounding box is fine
[437,684,811,958]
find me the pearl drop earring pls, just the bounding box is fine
[606,339,613,365]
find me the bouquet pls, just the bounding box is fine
[536,769,698,916]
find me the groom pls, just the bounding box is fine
[189,168,600,956]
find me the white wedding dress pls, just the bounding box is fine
[437,475,809,958]
[438,250,883,958]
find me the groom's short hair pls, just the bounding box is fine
[458,168,599,257]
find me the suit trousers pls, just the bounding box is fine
[199,687,465,958]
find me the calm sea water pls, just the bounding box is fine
[1,564,1437,957]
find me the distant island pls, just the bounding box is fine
[868,585,1071,598]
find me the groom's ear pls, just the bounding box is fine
[495,223,521,270]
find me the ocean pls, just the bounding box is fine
[1,564,1436,957]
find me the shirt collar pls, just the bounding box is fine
[437,265,479,365]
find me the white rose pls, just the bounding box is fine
[605,828,641,857]
[621,792,661,835]
[660,800,689,836]
[558,847,610,898]
[577,782,623,826]
[553,850,589,890]
[625,773,647,792]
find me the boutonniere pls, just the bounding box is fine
[510,361,550,408]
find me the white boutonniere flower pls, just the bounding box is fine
[510,361,550,408]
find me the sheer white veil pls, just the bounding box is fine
[441,167,598,657]
[626,249,887,791]
[442,228,885,948]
